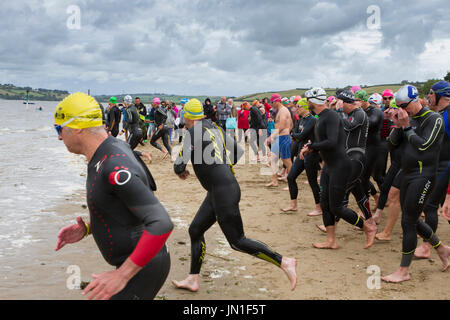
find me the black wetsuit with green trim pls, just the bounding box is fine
[150,107,172,155]
[388,107,444,267]
[174,119,284,274]
[423,105,450,232]
[308,108,365,229]
[87,136,173,299]
[126,105,143,150]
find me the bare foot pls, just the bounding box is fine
[316,224,327,233]
[312,241,338,249]
[414,242,431,259]
[375,231,391,241]
[307,210,322,217]
[282,206,298,213]
[436,245,450,272]
[141,152,152,163]
[278,176,288,182]
[372,211,382,225]
[363,218,377,249]
[282,187,289,191]
[281,257,297,291]
[382,268,411,283]
[172,275,199,292]
[265,182,279,188]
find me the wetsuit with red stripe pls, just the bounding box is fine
[87,136,173,299]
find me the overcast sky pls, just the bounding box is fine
[0,0,449,97]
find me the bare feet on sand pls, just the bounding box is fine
[375,231,391,241]
[363,218,377,249]
[382,267,411,283]
[414,242,431,259]
[372,210,382,225]
[437,245,450,272]
[282,206,298,213]
[313,240,338,249]
[307,209,322,217]
[172,274,199,292]
[316,224,327,233]
[281,257,297,291]
[265,182,279,188]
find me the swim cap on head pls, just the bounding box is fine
[281,97,289,105]
[336,89,356,103]
[270,93,281,103]
[305,87,327,105]
[327,96,336,102]
[54,92,103,129]
[351,86,362,93]
[180,98,189,105]
[294,95,302,102]
[184,98,204,120]
[382,89,394,98]
[252,100,259,106]
[431,80,450,98]
[297,98,309,110]
[124,95,132,104]
[368,93,383,106]
[354,89,369,102]
[109,97,117,104]
[395,85,419,103]
[390,98,398,109]
[152,97,161,104]
[289,96,296,103]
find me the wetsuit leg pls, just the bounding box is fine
[150,129,164,151]
[211,182,283,267]
[161,127,172,155]
[377,162,401,210]
[347,154,372,220]
[188,194,218,274]
[400,175,441,267]
[127,129,143,150]
[320,167,335,227]
[290,141,300,163]
[374,140,388,181]
[287,156,305,200]
[423,161,450,233]
[111,246,170,300]
[305,152,321,204]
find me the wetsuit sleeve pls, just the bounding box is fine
[403,115,443,152]
[174,127,193,175]
[388,127,403,147]
[309,113,340,151]
[292,116,316,142]
[103,161,173,267]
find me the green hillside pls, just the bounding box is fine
[0,84,69,101]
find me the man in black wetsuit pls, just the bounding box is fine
[381,85,449,283]
[134,97,148,142]
[53,92,173,300]
[171,99,297,292]
[150,98,172,159]
[119,95,143,151]
[356,90,384,204]
[414,81,450,259]
[300,88,377,250]
[282,98,321,216]
[106,97,121,138]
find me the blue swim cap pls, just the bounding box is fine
[395,85,419,103]
[431,80,450,97]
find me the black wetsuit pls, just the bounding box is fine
[135,103,148,141]
[422,105,450,233]
[361,105,384,196]
[342,107,372,221]
[87,136,173,299]
[150,107,172,155]
[388,107,444,267]
[107,105,121,137]
[126,105,143,150]
[174,119,283,274]
[308,109,365,229]
[373,111,392,186]
[287,114,321,204]
[249,105,266,157]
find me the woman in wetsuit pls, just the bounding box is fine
[171,99,297,293]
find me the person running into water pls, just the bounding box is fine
[283,98,321,215]
[106,97,121,138]
[266,94,293,188]
[150,97,172,159]
[171,99,297,292]
[300,88,377,250]
[53,92,173,300]
[381,85,449,283]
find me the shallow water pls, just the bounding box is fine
[0,100,87,276]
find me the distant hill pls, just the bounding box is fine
[0,84,69,101]
[235,82,425,102]
[94,94,223,105]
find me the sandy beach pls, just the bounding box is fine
[4,142,449,300]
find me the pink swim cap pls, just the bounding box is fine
[270,93,281,103]
[327,96,336,102]
[382,89,394,98]
[152,97,161,104]
[350,86,362,94]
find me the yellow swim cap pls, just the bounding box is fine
[297,98,309,111]
[184,98,204,120]
[54,92,103,129]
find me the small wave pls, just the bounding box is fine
[26,126,52,132]
[0,128,10,132]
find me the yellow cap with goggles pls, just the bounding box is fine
[184,98,204,120]
[54,92,103,129]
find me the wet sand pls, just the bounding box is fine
[4,142,449,300]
